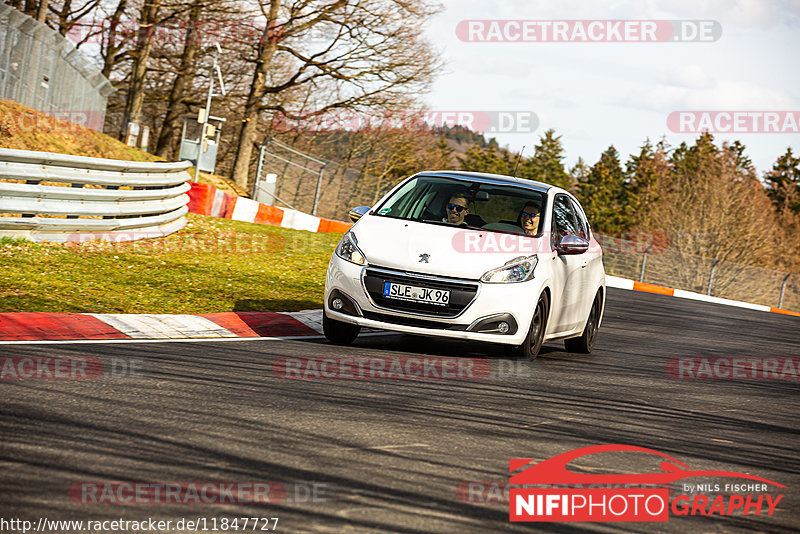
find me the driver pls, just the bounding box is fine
[444,192,470,224]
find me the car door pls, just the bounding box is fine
[548,194,586,333]
[569,196,602,319]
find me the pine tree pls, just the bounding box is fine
[458,140,514,175]
[728,140,756,177]
[763,147,800,216]
[577,145,631,234]
[569,157,590,193]
[430,135,455,169]
[670,132,717,179]
[624,139,668,227]
[518,129,570,189]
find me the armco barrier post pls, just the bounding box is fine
[707,259,721,296]
[638,249,649,282]
[779,273,791,309]
[311,164,327,216]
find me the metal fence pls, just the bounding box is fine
[0,4,113,130]
[598,233,799,312]
[0,147,191,242]
[253,137,394,221]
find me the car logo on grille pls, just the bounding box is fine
[419,253,430,263]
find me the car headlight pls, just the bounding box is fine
[481,255,538,283]
[335,232,366,265]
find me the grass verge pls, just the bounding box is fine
[0,213,341,313]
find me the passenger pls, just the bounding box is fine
[517,203,541,236]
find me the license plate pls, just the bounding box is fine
[383,282,450,306]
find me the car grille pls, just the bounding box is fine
[362,311,468,330]
[363,267,479,317]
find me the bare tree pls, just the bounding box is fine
[118,0,161,139]
[48,0,103,36]
[228,0,283,187]
[23,0,38,17]
[36,0,49,22]
[229,0,442,189]
[640,135,785,296]
[153,0,203,157]
[149,0,252,157]
[100,0,132,78]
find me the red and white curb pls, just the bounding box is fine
[0,311,325,343]
[1,276,796,343]
[605,275,800,317]
[88,314,242,339]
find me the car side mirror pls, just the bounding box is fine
[556,234,589,255]
[348,206,370,222]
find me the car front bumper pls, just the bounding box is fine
[324,254,547,346]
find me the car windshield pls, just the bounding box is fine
[373,174,547,236]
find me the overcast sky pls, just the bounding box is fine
[422,0,800,174]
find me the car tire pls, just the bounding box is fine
[564,290,602,354]
[508,292,549,360]
[323,312,361,345]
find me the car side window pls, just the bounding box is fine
[551,194,580,246]
[569,198,590,240]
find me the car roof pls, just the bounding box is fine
[415,170,554,193]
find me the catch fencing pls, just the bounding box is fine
[253,137,393,221]
[0,4,113,130]
[0,148,191,242]
[598,233,799,312]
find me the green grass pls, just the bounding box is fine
[0,214,342,313]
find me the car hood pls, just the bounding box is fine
[353,215,542,279]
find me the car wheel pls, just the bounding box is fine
[323,312,361,345]
[508,292,549,360]
[564,290,602,354]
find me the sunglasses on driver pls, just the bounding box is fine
[447,203,467,213]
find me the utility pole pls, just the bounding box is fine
[193,43,226,183]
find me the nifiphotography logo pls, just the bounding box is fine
[509,445,785,523]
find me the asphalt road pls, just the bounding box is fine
[1,288,799,533]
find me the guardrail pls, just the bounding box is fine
[0,148,191,242]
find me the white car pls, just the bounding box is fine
[322,171,605,359]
